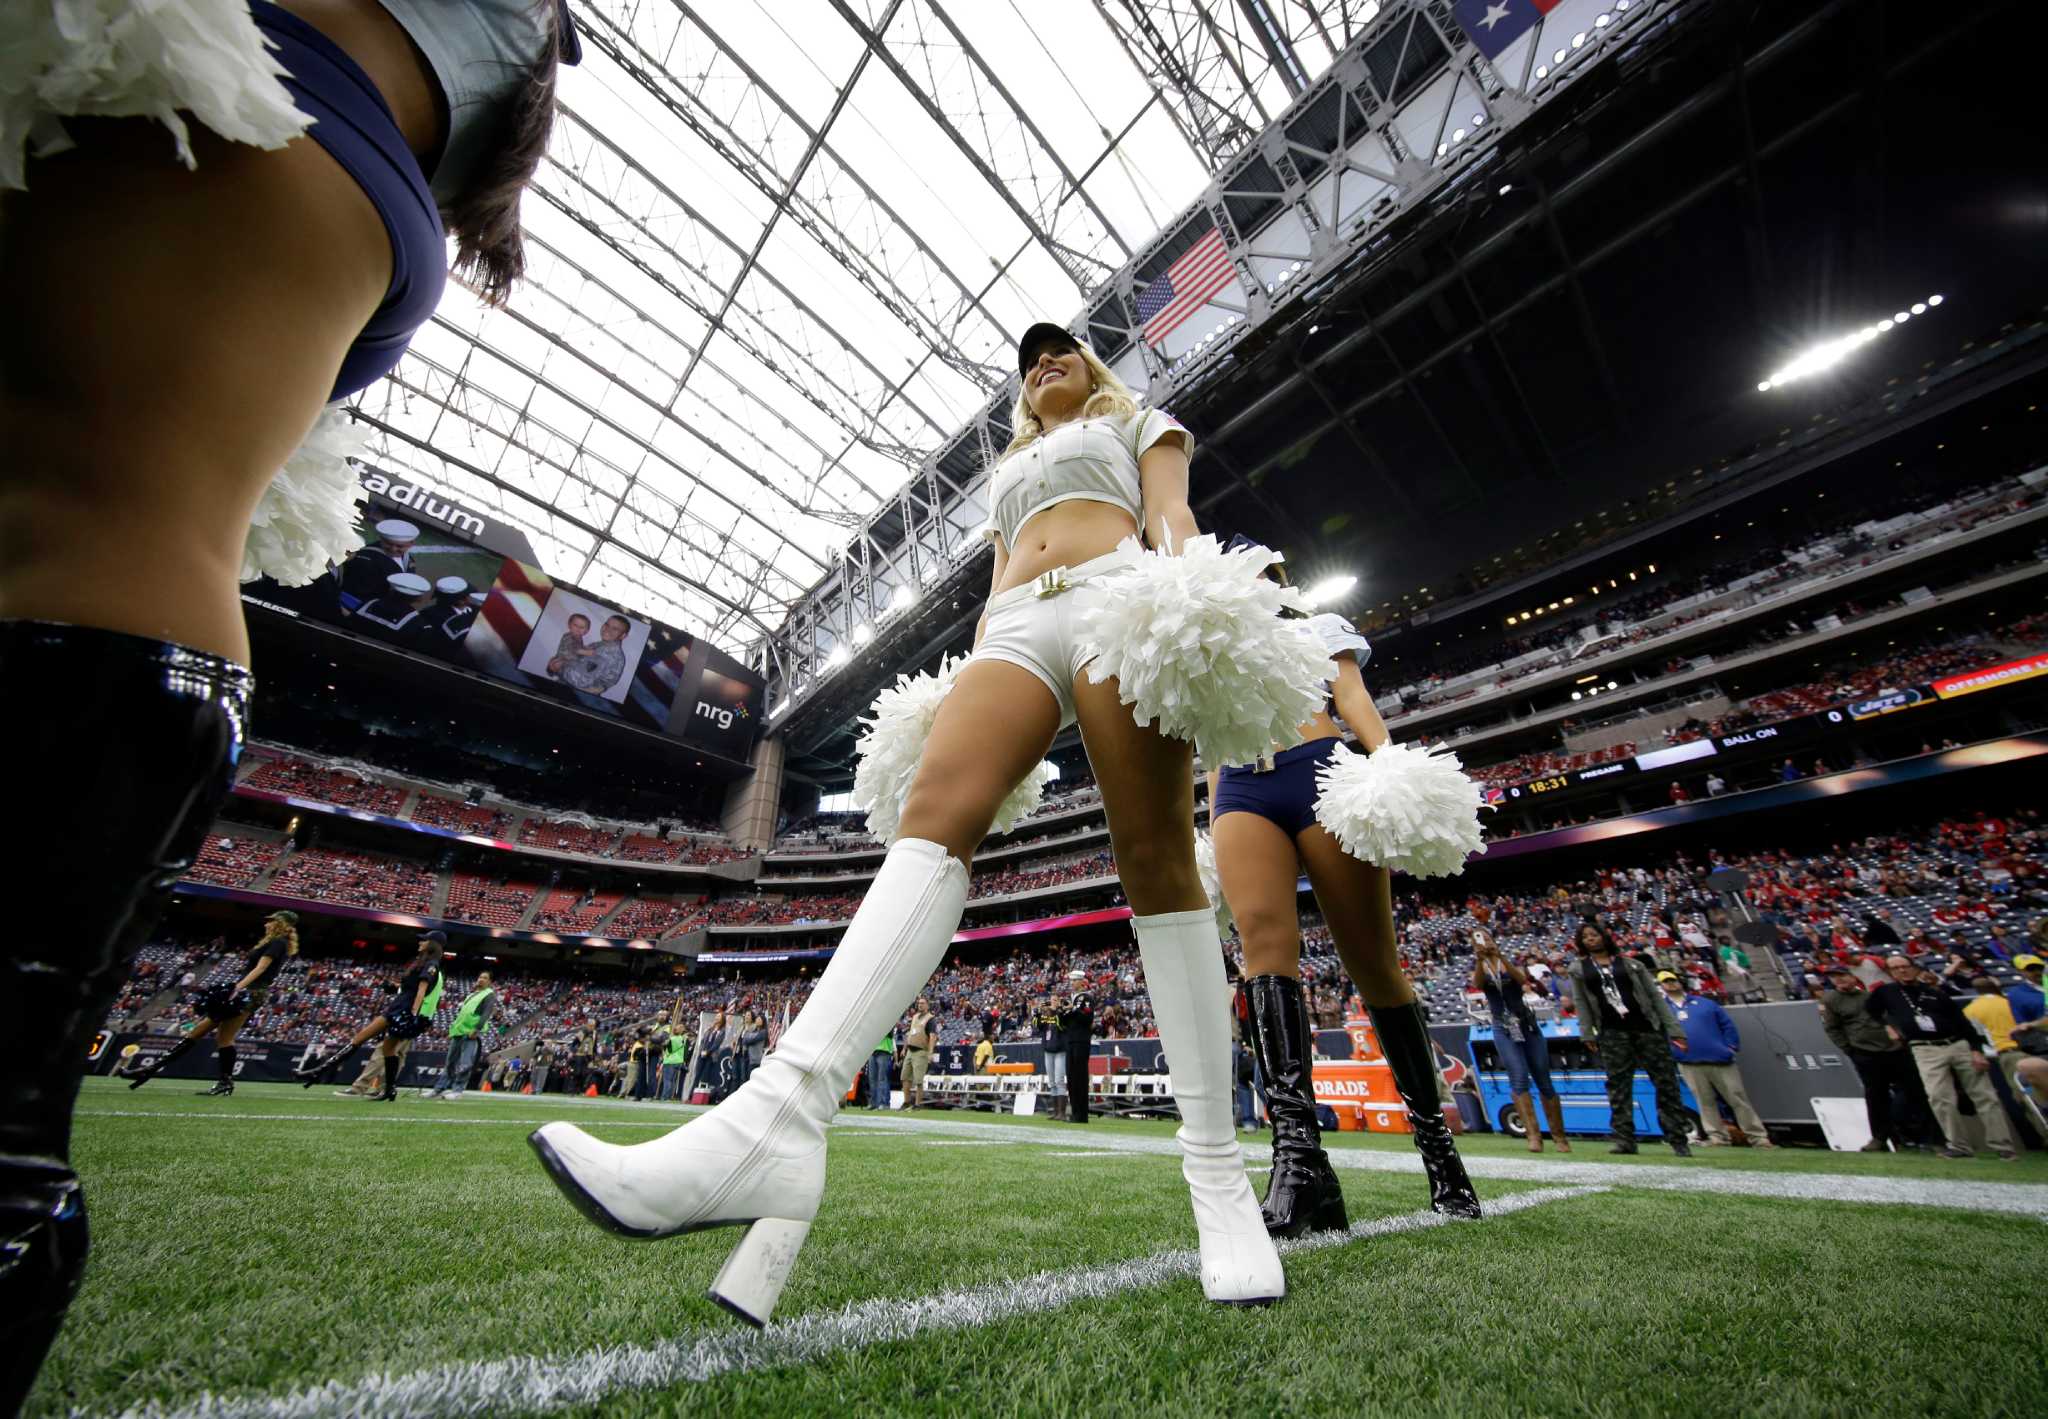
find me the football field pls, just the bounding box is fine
[38,1078,2047,1418]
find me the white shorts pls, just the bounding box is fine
[967,548,1130,729]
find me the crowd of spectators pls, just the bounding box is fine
[242,753,409,815]
[968,850,1117,902]
[1464,610,2035,793]
[410,792,514,837]
[1386,472,2034,713]
[263,846,438,915]
[115,806,2046,1077]
[185,833,288,889]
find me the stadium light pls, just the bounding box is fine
[888,585,915,612]
[851,623,873,647]
[1756,294,1945,393]
[1304,574,1358,607]
[770,700,789,719]
[824,646,848,670]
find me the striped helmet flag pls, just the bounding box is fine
[1137,225,1236,348]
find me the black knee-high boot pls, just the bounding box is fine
[199,1047,237,1096]
[1243,975,1347,1236]
[1368,1002,1481,1219]
[0,622,249,1412]
[123,1032,198,1088]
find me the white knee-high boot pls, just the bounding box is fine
[1132,906,1287,1305]
[528,838,968,1325]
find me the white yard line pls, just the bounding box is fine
[106,1187,1605,1419]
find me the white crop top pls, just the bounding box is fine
[979,409,1192,548]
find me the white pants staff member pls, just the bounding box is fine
[528,324,1287,1323]
[1864,954,2018,1162]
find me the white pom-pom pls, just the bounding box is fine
[1075,535,1334,769]
[852,658,1053,844]
[1,0,312,190]
[1312,741,1486,879]
[851,657,960,845]
[241,404,369,586]
[1194,829,1233,936]
[994,759,1055,838]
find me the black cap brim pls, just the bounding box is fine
[1017,322,1077,380]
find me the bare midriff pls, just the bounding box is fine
[1290,709,1343,746]
[991,499,1145,598]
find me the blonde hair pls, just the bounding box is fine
[1001,340,1139,459]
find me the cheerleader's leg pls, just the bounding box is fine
[1072,674,1284,1304]
[1213,802,1346,1236]
[1296,826,1479,1218]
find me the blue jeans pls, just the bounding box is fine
[866,1050,893,1108]
[1493,1027,1558,1099]
[656,1062,681,1100]
[438,1036,480,1096]
[1236,1082,1258,1128]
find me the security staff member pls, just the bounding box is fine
[1059,969,1095,1124]
[354,571,436,644]
[338,518,419,610]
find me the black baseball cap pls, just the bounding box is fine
[1017,322,1078,380]
[421,930,448,945]
[267,910,299,925]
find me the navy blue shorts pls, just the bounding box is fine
[386,1010,430,1042]
[254,3,446,401]
[1212,737,1340,838]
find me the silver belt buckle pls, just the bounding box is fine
[1034,567,1071,599]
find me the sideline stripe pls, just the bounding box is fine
[824,1114,2048,1222]
[80,1102,2048,1219]
[108,1187,1603,1419]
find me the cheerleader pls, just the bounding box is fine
[294,932,446,1101]
[0,4,577,1402]
[1208,544,1479,1234]
[528,325,1303,1325]
[119,912,300,1095]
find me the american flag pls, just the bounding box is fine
[1137,226,1236,348]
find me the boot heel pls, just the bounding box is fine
[708,1217,811,1328]
[1309,1186,1349,1234]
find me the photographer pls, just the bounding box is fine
[1037,995,1069,1120]
[901,999,936,1110]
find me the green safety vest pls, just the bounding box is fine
[449,988,495,1038]
[417,970,445,1018]
[876,1031,895,1054]
[663,1034,689,1066]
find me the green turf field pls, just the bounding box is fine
[35,1078,2048,1418]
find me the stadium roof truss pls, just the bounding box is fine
[329,0,1676,749]
[765,0,1687,753]
[333,0,1396,656]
